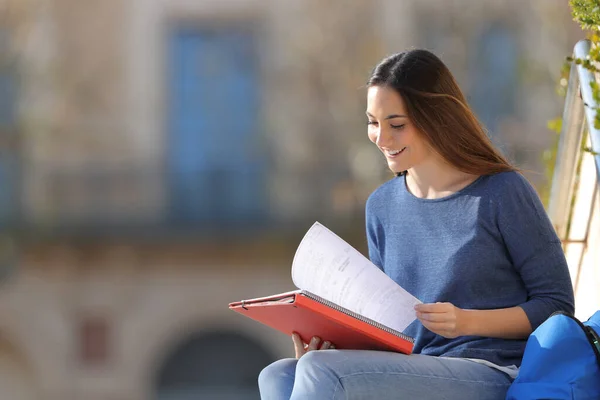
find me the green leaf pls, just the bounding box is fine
[584,146,600,156]
[547,118,563,134]
[570,0,600,31]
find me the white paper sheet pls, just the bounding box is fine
[292,221,421,333]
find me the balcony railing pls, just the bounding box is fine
[15,165,272,238]
[548,39,600,321]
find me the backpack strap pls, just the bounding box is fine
[585,325,600,366]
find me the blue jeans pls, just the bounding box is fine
[258,350,513,399]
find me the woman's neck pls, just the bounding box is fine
[405,157,479,200]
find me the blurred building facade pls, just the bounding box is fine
[0,0,582,399]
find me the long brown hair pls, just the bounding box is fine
[367,49,516,175]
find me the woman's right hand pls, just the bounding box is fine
[292,332,334,359]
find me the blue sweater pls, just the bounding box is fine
[365,171,575,367]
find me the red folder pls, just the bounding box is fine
[229,290,414,354]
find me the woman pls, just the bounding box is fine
[258,49,574,399]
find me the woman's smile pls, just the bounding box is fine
[383,147,407,158]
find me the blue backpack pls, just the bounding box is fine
[506,310,600,400]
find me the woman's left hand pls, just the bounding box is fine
[414,302,467,338]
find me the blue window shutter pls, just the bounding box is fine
[167,28,266,229]
[0,28,18,227]
[469,24,518,136]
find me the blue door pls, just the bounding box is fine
[469,24,518,137]
[0,28,19,282]
[167,28,265,229]
[0,28,18,228]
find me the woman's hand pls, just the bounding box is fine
[292,333,334,359]
[415,302,467,339]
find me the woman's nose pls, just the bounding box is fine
[376,128,392,147]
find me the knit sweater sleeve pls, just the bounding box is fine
[494,172,575,330]
[365,192,385,271]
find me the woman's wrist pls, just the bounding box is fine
[457,307,532,339]
[458,308,476,336]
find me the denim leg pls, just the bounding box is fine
[286,350,513,400]
[258,358,298,400]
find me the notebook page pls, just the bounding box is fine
[291,221,421,333]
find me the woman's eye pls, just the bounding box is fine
[391,124,405,130]
[367,121,377,126]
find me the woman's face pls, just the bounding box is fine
[366,86,432,174]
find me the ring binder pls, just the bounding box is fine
[300,290,414,343]
[229,290,414,354]
[228,222,418,355]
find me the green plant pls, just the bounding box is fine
[570,0,600,31]
[540,64,568,207]
[569,0,600,133]
[542,1,600,207]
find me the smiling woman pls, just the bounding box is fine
[365,50,517,200]
[367,50,514,181]
[366,87,426,176]
[257,49,575,400]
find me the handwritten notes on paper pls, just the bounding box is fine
[291,222,421,333]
